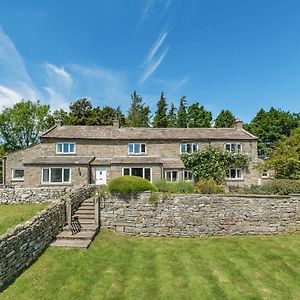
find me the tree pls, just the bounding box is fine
[177,96,188,128]
[127,91,151,127]
[259,127,300,179]
[153,92,168,128]
[181,146,249,184]
[187,102,212,127]
[245,107,300,157]
[0,144,5,183]
[52,109,71,125]
[69,98,93,125]
[167,102,177,127]
[94,106,126,126]
[215,109,235,128]
[0,100,52,151]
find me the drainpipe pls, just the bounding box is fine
[2,156,7,187]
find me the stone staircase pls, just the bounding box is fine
[51,197,99,249]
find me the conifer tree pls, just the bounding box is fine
[177,96,188,128]
[153,92,168,128]
[167,102,177,127]
[187,102,212,128]
[215,109,235,128]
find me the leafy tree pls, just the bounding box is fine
[245,107,300,157]
[69,98,93,125]
[259,127,300,179]
[167,102,177,127]
[181,146,249,184]
[127,91,151,127]
[187,102,212,127]
[52,109,71,125]
[153,92,168,128]
[0,144,6,183]
[177,96,188,128]
[0,100,52,151]
[94,106,126,126]
[215,109,235,128]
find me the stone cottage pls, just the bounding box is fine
[2,119,266,188]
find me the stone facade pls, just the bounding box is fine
[3,122,262,188]
[100,193,300,237]
[0,185,96,290]
[0,187,69,204]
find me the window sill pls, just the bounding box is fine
[127,154,147,156]
[11,179,24,182]
[41,182,72,186]
[225,178,244,181]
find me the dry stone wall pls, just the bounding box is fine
[100,193,300,237]
[0,185,96,290]
[0,187,70,204]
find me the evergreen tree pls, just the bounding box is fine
[153,92,168,128]
[215,109,235,128]
[127,91,151,127]
[167,102,177,127]
[177,96,188,128]
[187,102,212,128]
[69,98,93,125]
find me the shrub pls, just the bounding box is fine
[154,180,194,194]
[108,176,157,194]
[194,179,225,194]
[268,179,300,195]
[149,192,159,205]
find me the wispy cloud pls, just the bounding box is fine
[139,30,170,85]
[142,0,155,21]
[0,26,38,109]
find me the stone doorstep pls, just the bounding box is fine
[75,219,95,224]
[75,209,94,214]
[80,203,94,208]
[64,224,98,232]
[56,230,96,240]
[50,239,92,249]
[74,214,95,219]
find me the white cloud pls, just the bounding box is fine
[142,0,155,21]
[44,62,73,90]
[146,31,168,64]
[0,26,38,109]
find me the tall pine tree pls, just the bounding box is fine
[167,102,177,127]
[215,109,235,128]
[153,92,168,128]
[127,91,151,127]
[177,96,188,128]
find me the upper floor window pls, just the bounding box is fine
[180,143,198,154]
[226,168,243,180]
[12,169,24,181]
[56,142,76,154]
[128,143,146,155]
[225,143,242,153]
[261,170,269,179]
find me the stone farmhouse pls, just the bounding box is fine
[2,119,267,188]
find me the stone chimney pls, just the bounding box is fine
[233,118,243,130]
[113,119,120,128]
[54,119,61,127]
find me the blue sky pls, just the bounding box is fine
[0,0,300,122]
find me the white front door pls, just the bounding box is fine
[96,167,107,185]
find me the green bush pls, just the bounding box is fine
[108,176,157,194]
[229,179,300,195]
[194,179,225,194]
[154,180,194,194]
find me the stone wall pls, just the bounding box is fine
[0,187,69,204]
[100,193,300,237]
[0,185,96,290]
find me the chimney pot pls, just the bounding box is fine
[233,118,243,130]
[113,119,120,128]
[54,119,61,127]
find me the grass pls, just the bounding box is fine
[2,230,300,300]
[154,180,194,193]
[0,204,47,235]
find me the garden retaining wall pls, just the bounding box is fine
[0,185,96,290]
[100,193,300,237]
[0,187,70,204]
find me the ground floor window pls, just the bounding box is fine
[261,170,269,178]
[12,169,24,181]
[226,168,243,180]
[122,167,151,181]
[42,167,71,184]
[183,170,193,181]
[165,170,178,182]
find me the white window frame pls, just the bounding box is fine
[122,167,152,182]
[41,167,71,184]
[224,143,242,153]
[56,142,76,154]
[128,143,147,155]
[183,170,193,182]
[11,169,25,181]
[226,168,244,180]
[164,170,179,182]
[261,170,269,179]
[180,143,198,154]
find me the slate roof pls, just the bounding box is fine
[111,156,162,164]
[41,125,257,141]
[24,156,95,165]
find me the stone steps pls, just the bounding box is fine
[51,197,99,249]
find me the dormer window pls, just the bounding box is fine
[128,143,146,155]
[180,143,198,154]
[56,142,76,154]
[225,143,242,153]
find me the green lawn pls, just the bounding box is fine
[0,204,47,235]
[2,230,300,300]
